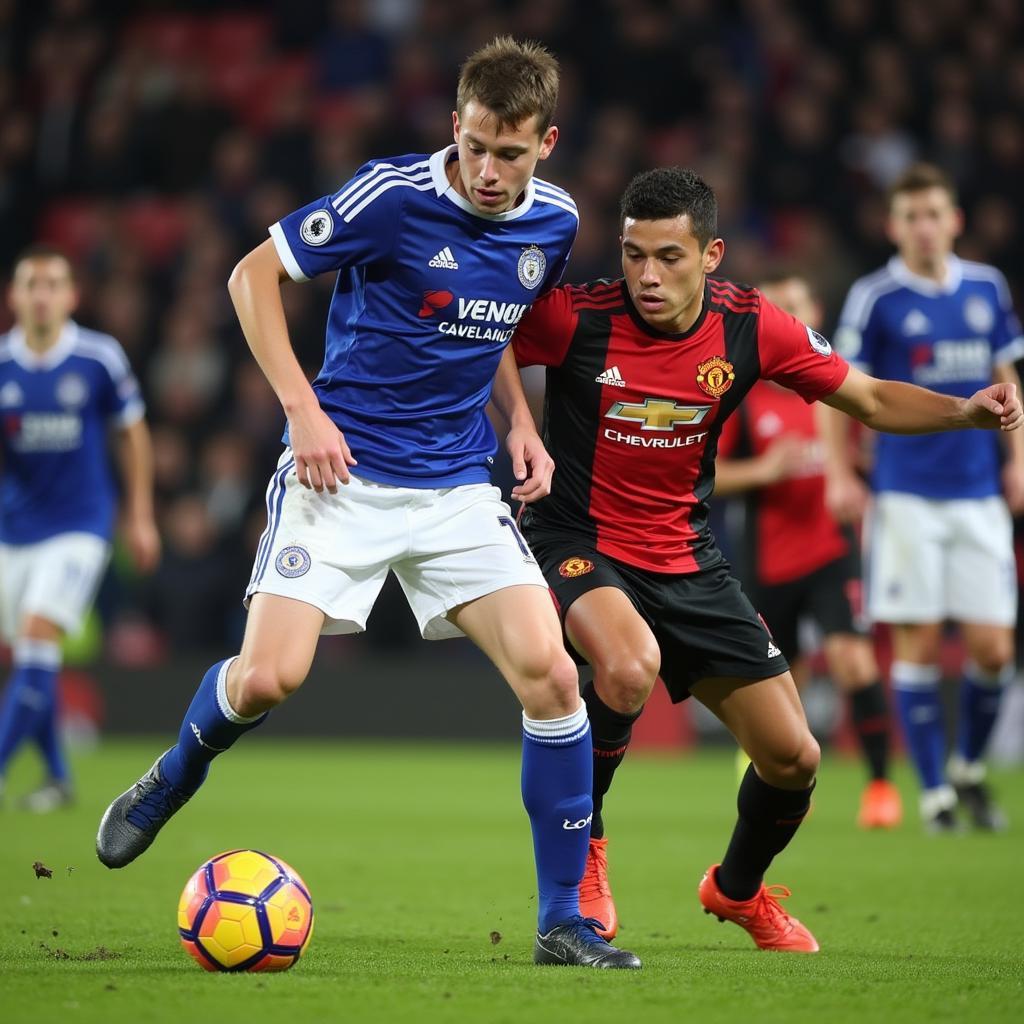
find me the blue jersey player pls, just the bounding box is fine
[828,163,1024,832]
[0,247,159,811]
[96,37,640,969]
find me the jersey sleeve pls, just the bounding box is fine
[757,298,850,403]
[987,270,1024,366]
[269,163,401,282]
[833,278,883,373]
[97,340,145,426]
[512,286,578,368]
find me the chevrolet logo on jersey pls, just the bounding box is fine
[604,399,712,431]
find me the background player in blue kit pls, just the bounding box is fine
[0,247,159,811]
[827,163,1024,832]
[96,37,640,969]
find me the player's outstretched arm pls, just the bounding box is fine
[117,417,161,572]
[228,240,356,492]
[491,346,554,503]
[822,365,1024,434]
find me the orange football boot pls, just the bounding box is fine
[698,864,819,953]
[579,837,618,940]
[857,779,903,829]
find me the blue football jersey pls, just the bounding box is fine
[0,322,144,544]
[269,146,578,488]
[835,256,1024,499]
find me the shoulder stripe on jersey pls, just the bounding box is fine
[841,267,902,329]
[533,181,577,206]
[532,177,573,200]
[341,178,435,223]
[710,279,758,300]
[573,281,620,298]
[533,192,579,219]
[74,337,133,383]
[574,300,625,313]
[331,159,430,211]
[334,167,432,220]
[710,297,758,314]
[960,260,1013,306]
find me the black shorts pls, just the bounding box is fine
[744,548,867,662]
[527,532,789,702]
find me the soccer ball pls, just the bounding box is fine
[177,849,314,972]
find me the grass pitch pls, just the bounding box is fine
[1,740,1022,1023]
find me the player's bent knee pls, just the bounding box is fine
[516,649,581,719]
[596,651,659,712]
[757,733,820,789]
[234,661,308,714]
[972,645,1014,677]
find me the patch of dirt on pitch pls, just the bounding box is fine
[33,861,53,879]
[39,943,120,962]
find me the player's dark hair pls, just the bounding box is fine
[887,162,958,207]
[457,36,559,134]
[620,168,718,250]
[13,244,74,278]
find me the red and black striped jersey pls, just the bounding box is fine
[718,380,850,585]
[513,276,850,573]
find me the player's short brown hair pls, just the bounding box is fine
[456,36,559,135]
[887,162,958,207]
[13,244,74,278]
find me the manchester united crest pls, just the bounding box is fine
[696,356,735,398]
[559,557,595,579]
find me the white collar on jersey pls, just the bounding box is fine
[8,320,79,371]
[888,254,963,296]
[429,145,537,222]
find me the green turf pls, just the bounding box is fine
[1,740,1022,1024]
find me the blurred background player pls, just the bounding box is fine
[0,246,159,811]
[827,163,1024,832]
[95,37,641,970]
[513,166,1021,952]
[714,272,900,829]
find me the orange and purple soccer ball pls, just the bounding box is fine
[177,849,314,972]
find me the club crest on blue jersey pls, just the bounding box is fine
[275,545,311,578]
[518,245,546,290]
[300,210,334,247]
[56,372,89,408]
[964,295,995,334]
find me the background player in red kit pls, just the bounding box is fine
[512,167,1022,954]
[714,273,900,830]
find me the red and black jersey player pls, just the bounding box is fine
[511,167,1024,954]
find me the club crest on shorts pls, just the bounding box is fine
[275,545,311,578]
[559,557,594,578]
[300,209,334,246]
[696,356,735,397]
[518,245,546,290]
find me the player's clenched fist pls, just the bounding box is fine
[966,381,1023,431]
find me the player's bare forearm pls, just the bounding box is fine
[228,239,356,491]
[490,346,536,432]
[117,418,161,572]
[824,365,1022,434]
[227,239,316,415]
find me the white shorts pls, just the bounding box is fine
[866,492,1017,626]
[245,451,547,639]
[0,532,111,641]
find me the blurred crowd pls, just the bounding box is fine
[2,0,1023,656]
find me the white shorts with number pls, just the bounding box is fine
[245,450,547,639]
[866,492,1017,626]
[0,532,111,641]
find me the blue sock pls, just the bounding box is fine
[521,703,592,934]
[33,688,69,783]
[0,640,61,777]
[160,658,267,793]
[891,661,945,790]
[957,662,1010,763]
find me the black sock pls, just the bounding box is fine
[849,681,890,781]
[717,764,814,902]
[581,680,642,840]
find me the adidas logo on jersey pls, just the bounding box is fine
[428,246,459,270]
[595,366,627,387]
[901,309,931,336]
[768,640,782,658]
